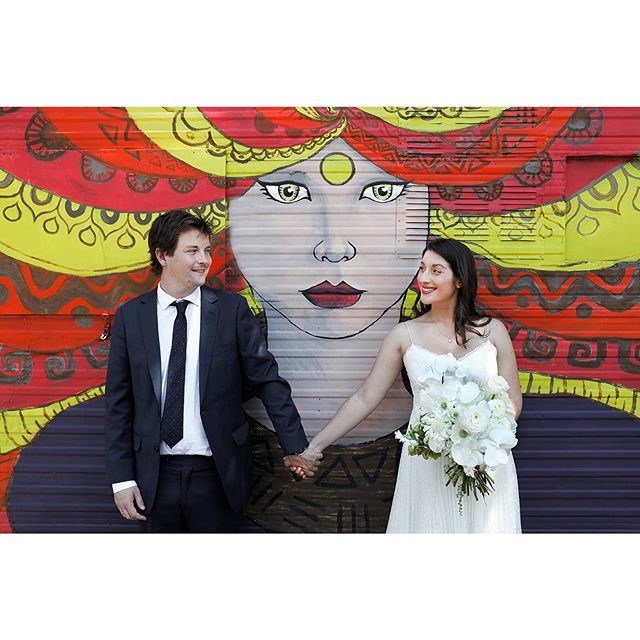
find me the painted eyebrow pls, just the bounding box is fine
[420,262,447,268]
[260,170,307,180]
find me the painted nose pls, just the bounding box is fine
[313,240,356,263]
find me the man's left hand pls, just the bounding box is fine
[283,447,323,479]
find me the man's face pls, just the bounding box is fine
[156,229,212,294]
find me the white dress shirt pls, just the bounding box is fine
[112,284,212,493]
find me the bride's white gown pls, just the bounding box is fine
[386,337,522,533]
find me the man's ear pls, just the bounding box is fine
[155,248,167,268]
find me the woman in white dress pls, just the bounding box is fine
[291,237,522,533]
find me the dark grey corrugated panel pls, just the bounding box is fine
[6,398,263,533]
[7,400,141,533]
[8,395,640,533]
[513,396,640,533]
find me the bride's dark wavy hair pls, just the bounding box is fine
[414,237,490,346]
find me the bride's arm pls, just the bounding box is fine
[307,323,408,454]
[490,318,523,419]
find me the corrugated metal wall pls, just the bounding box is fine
[1,106,639,533]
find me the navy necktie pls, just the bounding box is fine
[161,300,190,448]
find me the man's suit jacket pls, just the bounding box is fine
[104,286,308,513]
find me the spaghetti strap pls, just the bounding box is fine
[405,322,414,345]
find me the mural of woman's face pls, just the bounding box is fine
[229,139,424,338]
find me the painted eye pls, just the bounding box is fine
[258,181,311,204]
[360,182,407,203]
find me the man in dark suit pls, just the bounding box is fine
[104,209,320,532]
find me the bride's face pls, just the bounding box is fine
[229,139,425,338]
[417,250,460,305]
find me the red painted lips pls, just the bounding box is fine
[300,280,366,308]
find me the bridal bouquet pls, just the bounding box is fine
[395,352,518,512]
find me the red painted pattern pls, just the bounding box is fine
[0,238,227,351]
[475,264,640,340]
[40,107,206,178]
[343,108,578,186]
[200,107,344,148]
[0,341,109,410]
[0,108,228,211]
[509,324,640,390]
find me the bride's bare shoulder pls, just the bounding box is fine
[484,317,512,348]
[386,321,416,353]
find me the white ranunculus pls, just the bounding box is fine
[451,441,484,469]
[459,401,491,436]
[489,413,512,431]
[488,398,506,416]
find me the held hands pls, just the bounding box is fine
[114,486,147,521]
[283,446,323,479]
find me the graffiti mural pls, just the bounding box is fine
[1,106,639,532]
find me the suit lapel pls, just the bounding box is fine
[199,286,220,404]
[138,289,162,409]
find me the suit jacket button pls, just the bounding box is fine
[153,444,159,452]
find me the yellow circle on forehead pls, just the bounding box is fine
[320,152,355,185]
